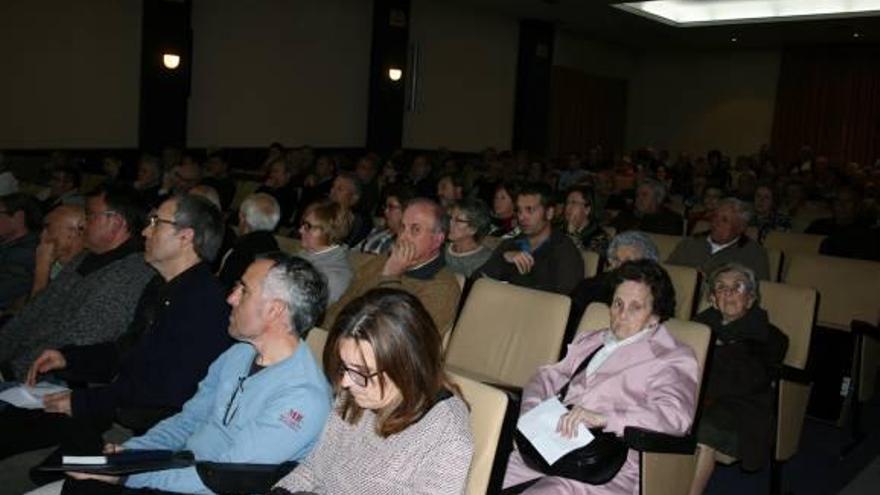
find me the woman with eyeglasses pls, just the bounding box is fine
[354,184,415,256]
[271,288,474,495]
[687,263,788,495]
[445,198,493,278]
[562,185,609,254]
[296,200,353,305]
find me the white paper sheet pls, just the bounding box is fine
[0,382,70,409]
[516,396,595,465]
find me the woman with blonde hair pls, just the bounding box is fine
[297,200,353,304]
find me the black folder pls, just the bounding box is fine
[39,450,195,475]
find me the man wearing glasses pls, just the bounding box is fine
[1,194,232,471]
[0,186,155,382]
[59,255,332,495]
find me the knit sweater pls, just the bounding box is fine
[271,395,473,495]
[444,243,492,278]
[0,246,155,379]
[297,245,354,305]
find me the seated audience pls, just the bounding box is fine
[297,200,354,305]
[1,194,232,464]
[562,185,609,253]
[436,173,464,211]
[257,159,298,227]
[0,193,41,310]
[0,152,18,195]
[298,155,337,219]
[564,231,661,346]
[444,198,493,278]
[133,154,162,208]
[806,185,880,261]
[200,152,236,211]
[408,154,436,199]
[31,204,86,297]
[688,264,788,495]
[668,198,770,281]
[218,192,281,290]
[271,288,473,494]
[159,155,202,201]
[490,181,520,237]
[326,198,460,335]
[355,153,381,217]
[41,167,84,212]
[187,184,234,271]
[503,260,699,493]
[611,178,684,236]
[686,186,723,234]
[46,254,332,495]
[480,182,583,295]
[355,184,415,255]
[0,186,156,380]
[329,172,373,247]
[750,185,791,242]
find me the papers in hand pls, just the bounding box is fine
[517,396,595,465]
[0,382,70,409]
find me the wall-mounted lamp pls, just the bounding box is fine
[163,54,181,70]
[388,67,403,81]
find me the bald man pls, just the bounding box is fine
[31,205,86,296]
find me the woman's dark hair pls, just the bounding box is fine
[565,184,600,225]
[324,288,461,437]
[381,183,415,207]
[610,259,676,323]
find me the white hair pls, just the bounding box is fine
[241,193,281,232]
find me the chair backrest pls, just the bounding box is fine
[275,235,301,255]
[661,263,699,320]
[646,233,682,262]
[348,251,378,272]
[785,254,880,330]
[231,180,262,210]
[582,250,601,278]
[758,281,817,369]
[576,302,610,334]
[454,273,466,290]
[690,219,711,235]
[305,327,329,368]
[448,372,508,495]
[766,247,782,282]
[445,278,570,387]
[763,231,826,260]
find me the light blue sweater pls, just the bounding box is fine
[123,342,332,494]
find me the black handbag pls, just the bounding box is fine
[513,346,628,485]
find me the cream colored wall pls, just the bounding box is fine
[187,0,372,148]
[553,30,638,80]
[626,49,781,157]
[0,0,141,148]
[402,0,518,152]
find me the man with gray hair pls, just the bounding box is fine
[611,178,683,235]
[668,197,770,280]
[218,192,281,290]
[56,254,332,494]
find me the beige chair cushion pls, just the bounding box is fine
[305,327,329,369]
[577,302,611,335]
[764,232,826,277]
[446,278,570,388]
[646,233,682,262]
[275,235,301,255]
[766,247,782,282]
[582,250,601,278]
[758,281,817,369]
[661,263,699,320]
[348,251,378,272]
[784,254,880,330]
[448,372,508,495]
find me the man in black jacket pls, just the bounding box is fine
[217,192,281,290]
[0,194,232,464]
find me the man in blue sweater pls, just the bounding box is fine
[60,254,332,494]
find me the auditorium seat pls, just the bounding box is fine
[274,235,300,255]
[582,250,601,278]
[763,232,826,277]
[766,247,782,282]
[231,180,261,210]
[661,263,699,320]
[445,278,570,388]
[645,233,681,262]
[305,327,329,368]
[348,251,377,272]
[448,372,510,495]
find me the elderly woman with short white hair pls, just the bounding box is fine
[687,263,788,495]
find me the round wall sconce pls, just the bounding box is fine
[163,54,181,70]
[388,67,403,81]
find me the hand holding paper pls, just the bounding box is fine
[517,396,596,465]
[0,382,70,410]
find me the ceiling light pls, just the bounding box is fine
[388,67,403,81]
[853,32,863,38]
[162,54,181,70]
[613,0,880,27]
[731,36,739,42]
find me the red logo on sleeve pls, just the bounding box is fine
[279,409,304,431]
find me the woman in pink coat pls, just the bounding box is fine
[503,259,700,494]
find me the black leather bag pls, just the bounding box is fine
[513,346,628,485]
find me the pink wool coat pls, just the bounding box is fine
[503,325,700,495]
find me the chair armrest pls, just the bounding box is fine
[196,461,298,495]
[851,320,879,341]
[769,364,811,385]
[623,426,696,455]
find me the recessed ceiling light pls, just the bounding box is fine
[853,32,863,38]
[731,36,739,42]
[613,0,880,27]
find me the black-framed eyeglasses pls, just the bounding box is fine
[338,364,380,388]
[148,214,178,228]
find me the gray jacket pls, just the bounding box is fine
[297,245,353,305]
[0,248,156,379]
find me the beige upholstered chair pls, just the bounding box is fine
[645,233,682,262]
[231,180,261,210]
[763,232,825,277]
[274,235,301,255]
[582,250,601,278]
[305,327,329,368]
[661,263,699,320]
[348,251,378,272]
[448,372,509,495]
[785,254,880,404]
[445,278,570,388]
[766,247,783,282]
